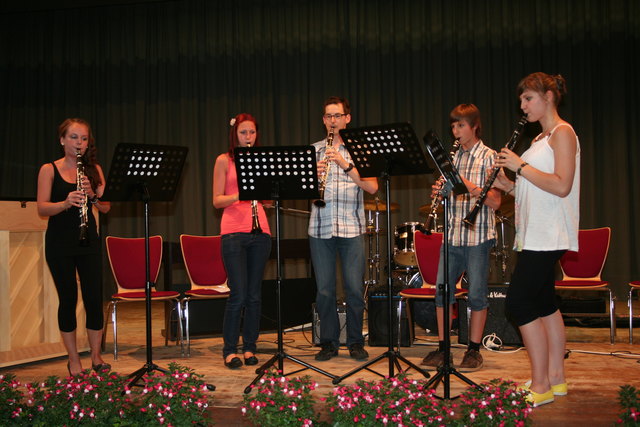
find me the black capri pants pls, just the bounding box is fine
[45,250,104,332]
[506,249,566,327]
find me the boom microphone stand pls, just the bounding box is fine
[423,130,482,399]
[234,145,336,394]
[333,123,432,384]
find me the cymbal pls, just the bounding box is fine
[364,199,399,212]
[497,193,515,217]
[418,202,443,215]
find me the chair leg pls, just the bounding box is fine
[184,299,191,358]
[396,298,403,349]
[630,288,636,345]
[112,302,118,361]
[608,289,616,344]
[464,297,471,345]
[101,301,112,352]
[176,300,184,356]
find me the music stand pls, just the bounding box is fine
[234,145,337,394]
[102,143,189,391]
[423,130,482,399]
[333,122,432,384]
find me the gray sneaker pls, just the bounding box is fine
[458,349,483,372]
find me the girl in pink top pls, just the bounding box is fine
[213,113,271,369]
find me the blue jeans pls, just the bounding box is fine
[310,235,366,348]
[221,232,271,358]
[435,239,494,310]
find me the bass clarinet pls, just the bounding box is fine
[76,149,90,246]
[462,114,528,227]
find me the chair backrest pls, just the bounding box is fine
[413,231,443,287]
[106,235,163,291]
[180,234,227,288]
[559,227,611,281]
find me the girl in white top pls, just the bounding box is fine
[493,72,579,407]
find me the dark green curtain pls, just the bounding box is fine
[1,0,638,297]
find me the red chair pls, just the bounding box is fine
[180,235,230,357]
[398,232,467,345]
[104,236,183,360]
[629,281,640,344]
[555,227,615,344]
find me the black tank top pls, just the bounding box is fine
[45,162,100,254]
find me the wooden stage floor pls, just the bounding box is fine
[2,301,640,426]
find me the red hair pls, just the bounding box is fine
[228,113,260,159]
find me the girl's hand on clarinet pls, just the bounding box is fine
[495,148,522,172]
[66,190,85,208]
[491,168,511,191]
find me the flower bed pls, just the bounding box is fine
[0,362,211,426]
[243,370,533,426]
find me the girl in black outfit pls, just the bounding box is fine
[37,118,111,376]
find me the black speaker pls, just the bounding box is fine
[261,278,316,331]
[312,303,347,345]
[367,294,412,347]
[458,285,523,346]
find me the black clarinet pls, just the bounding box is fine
[462,115,528,227]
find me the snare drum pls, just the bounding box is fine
[392,269,424,289]
[393,222,424,266]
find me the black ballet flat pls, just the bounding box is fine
[224,356,243,370]
[92,363,111,373]
[244,355,259,366]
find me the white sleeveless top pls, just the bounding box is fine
[514,123,580,252]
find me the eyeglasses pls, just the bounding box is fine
[323,113,347,120]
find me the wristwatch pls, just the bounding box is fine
[517,162,529,176]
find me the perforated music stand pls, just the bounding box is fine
[423,130,481,399]
[234,145,337,394]
[333,122,432,384]
[102,143,190,391]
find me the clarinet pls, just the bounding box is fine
[313,126,335,208]
[247,142,262,234]
[462,114,528,227]
[76,149,90,246]
[250,200,262,234]
[425,138,460,232]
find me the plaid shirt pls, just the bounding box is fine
[308,139,365,238]
[448,140,496,246]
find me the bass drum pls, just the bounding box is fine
[402,272,438,334]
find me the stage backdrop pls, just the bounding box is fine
[1,0,638,299]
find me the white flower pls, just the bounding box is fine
[230,118,236,126]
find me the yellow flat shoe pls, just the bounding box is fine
[524,380,568,396]
[526,389,555,407]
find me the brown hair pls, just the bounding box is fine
[517,72,567,106]
[58,118,101,190]
[323,96,351,115]
[449,104,482,138]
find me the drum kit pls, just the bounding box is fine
[364,194,516,298]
